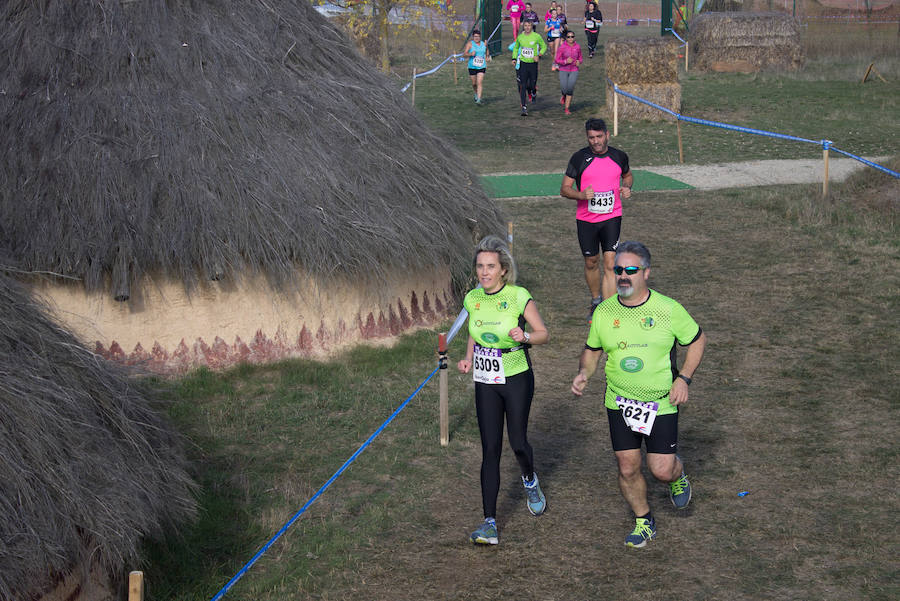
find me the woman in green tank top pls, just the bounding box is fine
[457,235,550,545]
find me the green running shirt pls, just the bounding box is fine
[586,290,701,414]
[511,32,547,64]
[463,284,533,378]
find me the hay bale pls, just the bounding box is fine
[689,12,805,72]
[606,37,680,84]
[606,83,682,122]
[0,271,196,600]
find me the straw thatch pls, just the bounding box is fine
[0,270,196,601]
[606,83,682,122]
[689,12,805,72]
[0,0,504,300]
[606,38,680,84]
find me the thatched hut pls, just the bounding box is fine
[1,0,504,373]
[0,271,196,601]
[689,11,805,72]
[605,37,681,122]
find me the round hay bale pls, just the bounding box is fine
[0,0,505,371]
[606,83,682,122]
[606,37,680,84]
[689,11,805,72]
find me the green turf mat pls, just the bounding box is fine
[482,170,692,198]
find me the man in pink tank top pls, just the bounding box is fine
[560,118,634,319]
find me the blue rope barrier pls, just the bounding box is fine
[210,364,441,601]
[608,82,899,179]
[401,19,503,93]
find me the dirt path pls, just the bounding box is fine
[641,156,891,190]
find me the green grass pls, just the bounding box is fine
[407,21,899,171]
[143,172,898,600]
[141,19,899,601]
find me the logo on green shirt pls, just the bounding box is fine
[640,316,655,330]
[481,332,500,344]
[620,356,644,372]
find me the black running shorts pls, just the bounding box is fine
[577,216,621,257]
[607,407,678,454]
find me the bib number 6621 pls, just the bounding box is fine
[615,396,659,434]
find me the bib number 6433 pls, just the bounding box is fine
[589,190,615,214]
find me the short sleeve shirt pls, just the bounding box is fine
[565,145,630,223]
[586,290,700,414]
[463,284,533,377]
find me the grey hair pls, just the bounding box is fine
[615,240,651,268]
[473,235,517,285]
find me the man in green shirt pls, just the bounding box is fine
[510,20,546,116]
[571,240,706,548]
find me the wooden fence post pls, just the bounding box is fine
[613,87,619,136]
[411,68,416,106]
[128,571,144,601]
[677,120,684,164]
[507,221,514,256]
[822,145,830,197]
[438,333,449,447]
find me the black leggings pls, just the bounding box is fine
[475,370,535,518]
[516,61,538,107]
[585,30,599,54]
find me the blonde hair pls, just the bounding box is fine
[472,235,517,285]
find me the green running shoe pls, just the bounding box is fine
[669,472,692,509]
[522,472,547,516]
[470,518,499,545]
[625,517,657,548]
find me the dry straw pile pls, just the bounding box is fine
[689,11,805,72]
[605,38,681,122]
[0,0,504,301]
[0,271,196,600]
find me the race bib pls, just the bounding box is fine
[589,189,615,214]
[521,47,535,59]
[585,19,594,28]
[615,396,659,434]
[551,29,561,38]
[472,56,485,68]
[511,5,520,12]
[473,345,505,384]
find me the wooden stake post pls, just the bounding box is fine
[438,333,449,446]
[677,120,684,164]
[411,68,416,106]
[822,145,830,197]
[613,88,619,136]
[507,221,514,256]
[128,571,144,601]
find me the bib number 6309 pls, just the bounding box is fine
[473,346,506,384]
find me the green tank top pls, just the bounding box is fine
[586,290,700,414]
[463,284,533,378]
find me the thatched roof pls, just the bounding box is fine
[0,0,504,298]
[0,270,196,600]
